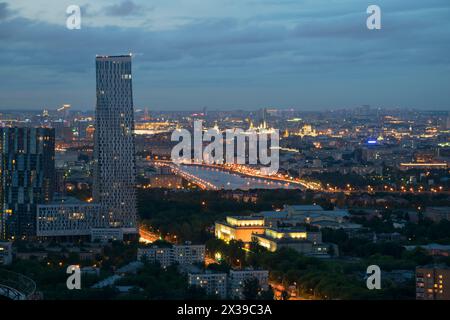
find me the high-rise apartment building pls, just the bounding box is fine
[0,128,55,239]
[416,265,450,300]
[93,54,137,234]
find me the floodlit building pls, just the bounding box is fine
[252,227,330,255]
[215,216,266,243]
[416,265,450,300]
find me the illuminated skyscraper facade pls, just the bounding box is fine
[93,55,137,234]
[0,128,55,239]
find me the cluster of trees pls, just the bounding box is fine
[403,219,450,243]
[307,172,373,189]
[205,237,416,300]
[5,259,109,300]
[205,239,248,268]
[322,228,435,267]
[116,263,212,300]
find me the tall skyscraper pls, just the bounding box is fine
[93,54,137,234]
[0,128,55,240]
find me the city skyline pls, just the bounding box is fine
[0,0,449,110]
[0,0,449,305]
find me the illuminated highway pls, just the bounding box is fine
[150,160,311,190]
[139,227,161,243]
[149,160,448,194]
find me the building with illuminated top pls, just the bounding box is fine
[215,216,266,243]
[93,54,138,235]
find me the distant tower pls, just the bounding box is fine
[260,108,268,129]
[93,55,137,234]
[144,107,150,121]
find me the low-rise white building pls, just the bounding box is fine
[137,243,205,268]
[229,269,269,299]
[188,272,228,298]
[36,198,107,237]
[91,228,124,242]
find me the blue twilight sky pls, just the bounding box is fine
[0,0,449,111]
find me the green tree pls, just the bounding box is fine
[242,278,260,300]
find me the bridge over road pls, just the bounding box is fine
[0,269,36,300]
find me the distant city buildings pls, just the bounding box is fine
[149,174,183,189]
[260,205,360,231]
[0,128,55,240]
[423,207,450,222]
[93,55,137,235]
[405,244,450,257]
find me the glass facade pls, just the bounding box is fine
[0,128,55,239]
[93,55,137,233]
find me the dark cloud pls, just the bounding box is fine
[0,2,12,20]
[103,0,144,17]
[0,0,449,109]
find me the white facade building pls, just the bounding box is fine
[137,244,205,267]
[91,228,124,242]
[188,272,228,298]
[229,270,269,299]
[36,201,106,237]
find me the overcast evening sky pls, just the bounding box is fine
[0,0,449,111]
